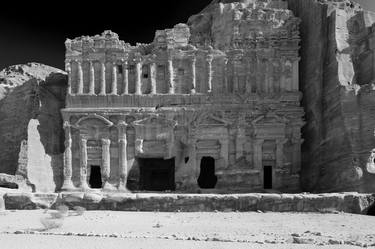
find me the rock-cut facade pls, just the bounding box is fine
[61,0,304,192]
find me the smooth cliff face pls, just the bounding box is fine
[0,63,67,191]
[286,0,375,192]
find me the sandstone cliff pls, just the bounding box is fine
[0,63,67,191]
[285,0,375,192]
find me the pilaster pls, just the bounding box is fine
[206,54,213,93]
[89,60,95,95]
[135,58,142,95]
[191,57,196,94]
[168,56,174,94]
[122,60,129,95]
[77,60,84,95]
[111,61,118,95]
[150,61,157,94]
[100,61,106,95]
[101,138,113,190]
[61,122,75,191]
[79,136,89,190]
[117,121,129,191]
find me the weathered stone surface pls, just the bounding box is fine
[2,192,375,214]
[285,0,375,192]
[60,0,304,194]
[0,173,32,191]
[0,63,67,192]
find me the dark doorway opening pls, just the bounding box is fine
[139,158,175,191]
[198,157,217,189]
[263,166,273,189]
[89,165,102,189]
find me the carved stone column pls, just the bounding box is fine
[168,57,174,94]
[100,61,106,95]
[111,62,118,95]
[256,57,262,93]
[292,58,300,91]
[135,58,142,95]
[77,61,84,94]
[220,138,229,168]
[61,122,75,191]
[253,139,264,170]
[223,57,228,93]
[101,138,112,189]
[206,54,213,93]
[276,139,286,169]
[280,58,286,92]
[233,59,239,92]
[245,58,252,93]
[190,57,196,94]
[89,60,95,95]
[66,60,72,95]
[236,127,246,159]
[264,60,270,93]
[117,121,129,191]
[292,138,302,174]
[79,136,89,190]
[150,61,157,94]
[122,60,129,95]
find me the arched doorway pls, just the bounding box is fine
[198,157,217,189]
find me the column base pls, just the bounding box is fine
[79,181,90,191]
[102,181,116,191]
[61,179,76,191]
[190,89,196,94]
[117,182,131,192]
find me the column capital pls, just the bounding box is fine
[133,57,143,64]
[79,136,88,143]
[276,138,288,145]
[206,54,214,62]
[63,121,71,129]
[117,120,128,128]
[101,138,111,146]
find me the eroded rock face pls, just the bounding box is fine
[0,63,67,192]
[285,0,375,192]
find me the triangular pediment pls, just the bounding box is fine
[252,113,288,126]
[133,115,177,128]
[197,113,231,126]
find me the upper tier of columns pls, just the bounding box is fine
[66,55,299,96]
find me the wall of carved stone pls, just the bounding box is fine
[286,0,375,192]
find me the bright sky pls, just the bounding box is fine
[354,0,375,11]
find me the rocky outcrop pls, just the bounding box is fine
[0,63,67,191]
[284,0,375,192]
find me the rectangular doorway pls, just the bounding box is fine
[89,165,102,189]
[138,158,175,191]
[263,166,273,189]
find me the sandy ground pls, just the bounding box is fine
[0,210,374,248]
